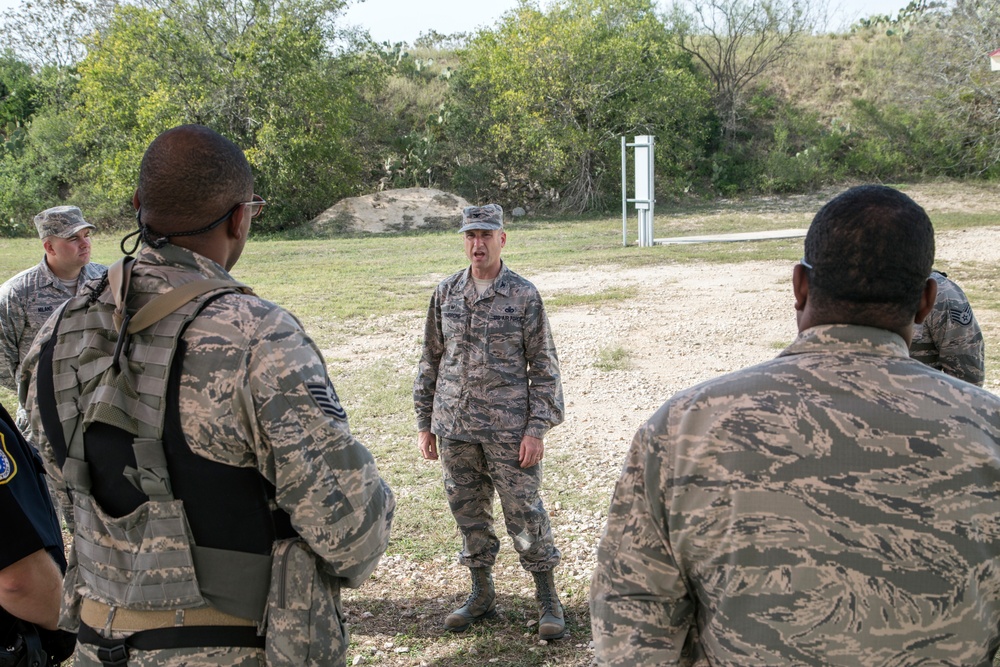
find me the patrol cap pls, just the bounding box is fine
[459,204,504,233]
[34,206,95,240]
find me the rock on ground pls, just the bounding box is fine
[310,187,470,234]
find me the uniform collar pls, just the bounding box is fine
[459,261,511,297]
[780,324,910,360]
[135,242,235,281]
[37,256,60,287]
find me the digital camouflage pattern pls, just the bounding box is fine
[23,243,394,667]
[909,270,985,386]
[591,324,1000,667]
[74,642,267,667]
[459,204,503,232]
[440,437,560,571]
[33,205,95,239]
[36,266,240,617]
[0,259,105,393]
[414,263,564,443]
[414,261,564,572]
[265,538,347,665]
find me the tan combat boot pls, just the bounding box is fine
[532,569,565,640]
[444,567,497,632]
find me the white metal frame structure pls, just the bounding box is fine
[621,135,655,247]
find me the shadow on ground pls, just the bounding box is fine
[345,593,593,666]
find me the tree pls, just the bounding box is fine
[894,0,1000,175]
[666,0,820,144]
[450,0,714,212]
[0,51,36,140]
[62,0,382,228]
[0,0,119,68]
[363,40,458,191]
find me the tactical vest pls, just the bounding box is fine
[36,256,290,623]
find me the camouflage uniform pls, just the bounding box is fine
[414,262,564,570]
[23,243,394,667]
[0,258,105,392]
[591,324,1000,666]
[909,270,985,386]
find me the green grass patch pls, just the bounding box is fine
[546,285,638,309]
[594,345,631,372]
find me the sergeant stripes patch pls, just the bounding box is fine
[949,304,974,326]
[308,380,348,422]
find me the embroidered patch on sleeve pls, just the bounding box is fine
[950,304,974,326]
[308,380,348,422]
[0,432,17,484]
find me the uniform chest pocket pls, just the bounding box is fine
[487,307,524,365]
[441,303,467,338]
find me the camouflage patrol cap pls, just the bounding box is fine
[459,204,504,233]
[34,206,96,239]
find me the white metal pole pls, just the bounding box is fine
[621,136,627,247]
[648,136,655,244]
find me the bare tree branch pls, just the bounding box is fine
[666,0,822,142]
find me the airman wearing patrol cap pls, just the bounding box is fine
[415,203,567,641]
[0,206,105,424]
[33,205,96,240]
[457,203,504,232]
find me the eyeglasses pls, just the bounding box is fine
[214,194,266,228]
[241,194,267,219]
[176,194,267,238]
[800,257,813,270]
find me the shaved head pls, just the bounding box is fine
[137,124,253,234]
[803,185,934,328]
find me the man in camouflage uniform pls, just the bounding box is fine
[22,125,394,667]
[591,185,1000,666]
[0,206,105,427]
[414,204,566,639]
[909,269,985,385]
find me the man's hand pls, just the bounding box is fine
[418,430,438,461]
[519,435,544,468]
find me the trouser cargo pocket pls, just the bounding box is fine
[265,538,346,666]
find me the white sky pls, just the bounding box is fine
[0,0,919,46]
[340,0,916,44]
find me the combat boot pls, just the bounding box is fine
[532,569,565,640]
[444,567,497,632]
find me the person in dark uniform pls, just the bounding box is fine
[0,400,75,666]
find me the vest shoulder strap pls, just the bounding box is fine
[107,256,254,336]
[128,279,254,334]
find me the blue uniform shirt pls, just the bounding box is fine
[0,400,65,574]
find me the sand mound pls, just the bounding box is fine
[311,188,470,234]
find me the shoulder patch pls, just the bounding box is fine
[949,304,974,326]
[307,380,348,422]
[0,432,17,484]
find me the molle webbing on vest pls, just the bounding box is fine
[71,495,205,609]
[49,259,270,618]
[56,280,251,456]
